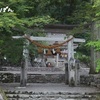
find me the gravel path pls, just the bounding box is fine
[0,83,99,93]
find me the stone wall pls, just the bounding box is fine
[80,74,100,88]
[0,73,14,83]
[80,75,94,85]
[27,74,65,83]
[0,73,100,88]
[0,73,65,83]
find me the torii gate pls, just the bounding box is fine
[12,35,85,86]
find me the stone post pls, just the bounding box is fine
[65,63,68,84]
[75,60,80,86]
[56,53,59,67]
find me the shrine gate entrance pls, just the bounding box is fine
[13,34,85,87]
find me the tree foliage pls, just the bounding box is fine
[0,0,58,65]
[86,0,100,72]
[0,0,98,66]
[67,1,93,24]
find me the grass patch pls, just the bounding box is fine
[0,87,8,100]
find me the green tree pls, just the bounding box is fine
[0,0,96,66]
[0,0,57,65]
[87,0,100,72]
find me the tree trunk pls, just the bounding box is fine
[90,22,100,73]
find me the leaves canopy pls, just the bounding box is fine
[86,0,100,72]
[0,0,97,66]
[0,0,58,65]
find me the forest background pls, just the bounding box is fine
[0,0,100,73]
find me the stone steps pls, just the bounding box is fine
[1,83,100,100]
[5,91,97,100]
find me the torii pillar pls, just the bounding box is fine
[12,36,29,87]
[20,40,29,87]
[66,35,82,86]
[67,36,75,86]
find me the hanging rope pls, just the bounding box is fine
[24,35,74,49]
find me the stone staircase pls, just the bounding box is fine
[5,90,98,100]
[0,82,100,100]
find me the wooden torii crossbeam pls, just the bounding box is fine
[13,35,85,42]
[12,34,85,86]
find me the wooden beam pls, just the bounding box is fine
[12,36,85,42]
[12,36,24,39]
[74,38,85,42]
